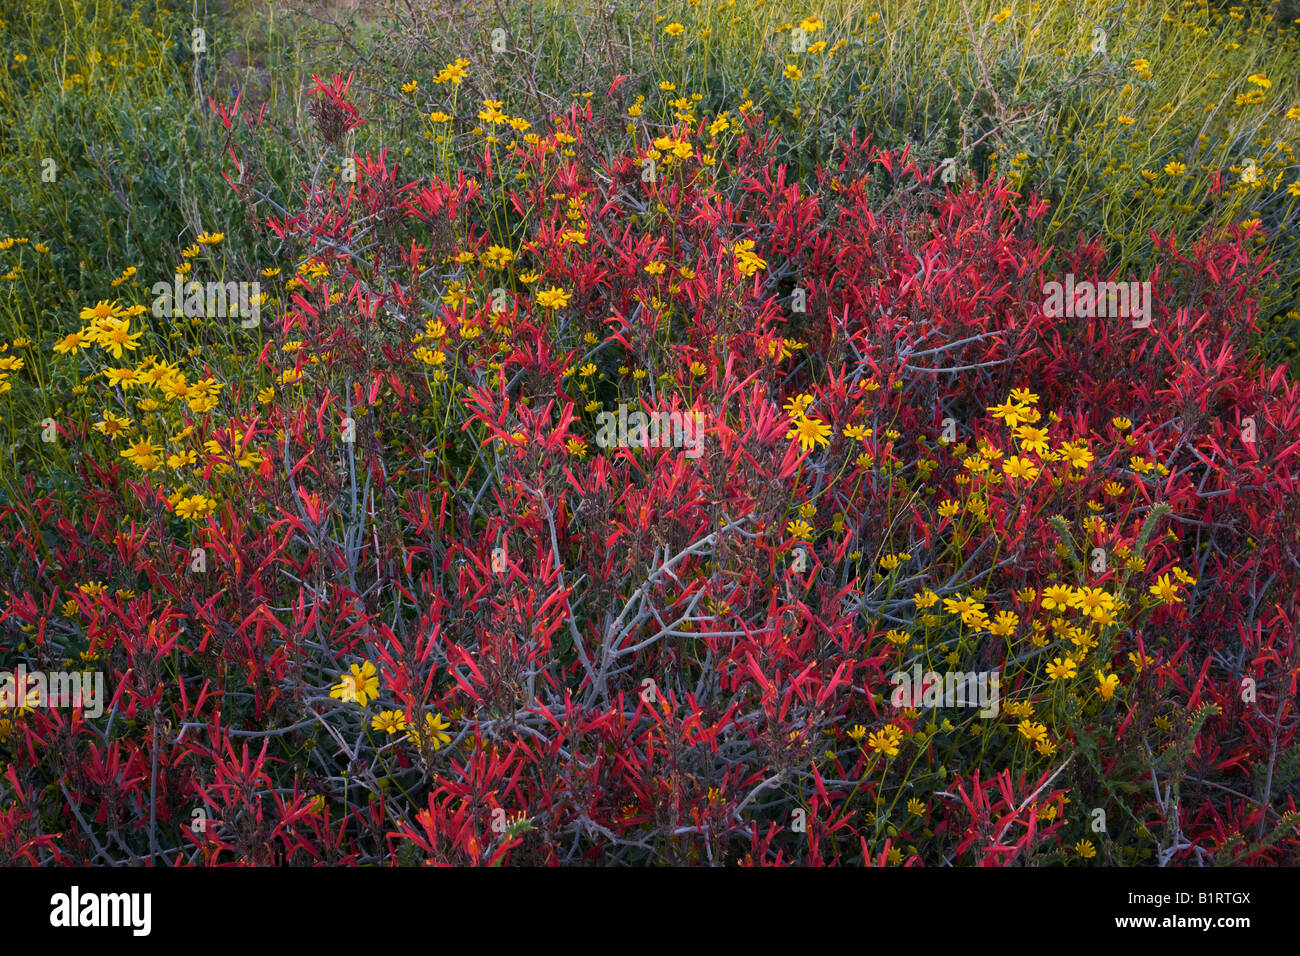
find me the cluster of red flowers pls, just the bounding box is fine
[1,78,1297,866]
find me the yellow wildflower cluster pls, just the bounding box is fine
[732,239,767,277]
[784,392,831,453]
